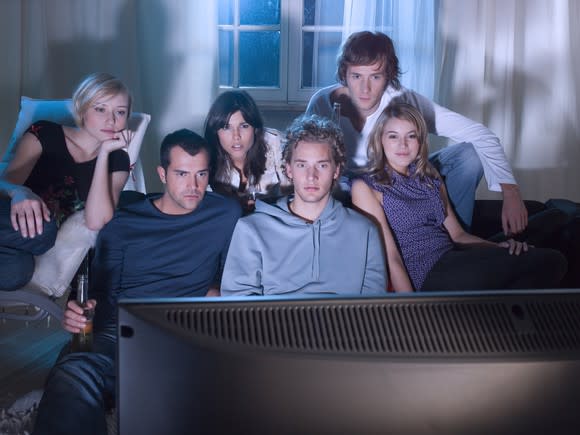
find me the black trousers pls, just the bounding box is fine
[421,245,567,291]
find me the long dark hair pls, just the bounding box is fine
[203,90,267,188]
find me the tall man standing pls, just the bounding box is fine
[34,129,241,435]
[306,30,527,233]
[221,114,387,296]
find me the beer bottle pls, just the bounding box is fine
[71,255,93,352]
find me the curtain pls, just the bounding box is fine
[342,0,436,98]
[0,0,218,193]
[0,1,23,157]
[437,0,580,202]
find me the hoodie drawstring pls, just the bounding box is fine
[312,220,321,280]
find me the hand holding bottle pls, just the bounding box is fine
[68,296,94,353]
[68,255,94,352]
[62,299,96,334]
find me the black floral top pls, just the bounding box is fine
[23,121,130,226]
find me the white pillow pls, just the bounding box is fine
[123,111,150,193]
[26,210,98,297]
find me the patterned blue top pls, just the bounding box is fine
[361,167,454,290]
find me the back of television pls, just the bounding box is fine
[117,291,580,435]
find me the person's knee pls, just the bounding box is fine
[521,248,568,288]
[29,219,58,255]
[0,248,34,290]
[430,142,483,185]
[45,352,111,399]
[35,353,112,435]
[46,354,90,385]
[52,352,101,375]
[544,249,568,286]
[453,143,484,177]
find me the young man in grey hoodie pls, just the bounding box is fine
[220,114,387,297]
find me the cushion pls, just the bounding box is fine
[123,110,150,193]
[26,210,98,297]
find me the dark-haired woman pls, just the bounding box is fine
[204,90,290,213]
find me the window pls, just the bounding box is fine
[290,0,351,103]
[218,1,409,106]
[297,0,395,99]
[218,0,287,102]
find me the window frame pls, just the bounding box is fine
[217,0,289,103]
[287,2,345,104]
[218,1,399,107]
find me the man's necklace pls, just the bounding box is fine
[288,200,314,224]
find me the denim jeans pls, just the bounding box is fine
[33,326,117,435]
[429,142,484,230]
[0,198,57,290]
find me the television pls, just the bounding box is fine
[117,290,580,435]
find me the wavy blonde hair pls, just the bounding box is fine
[366,103,439,185]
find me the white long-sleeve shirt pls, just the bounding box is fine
[306,84,517,191]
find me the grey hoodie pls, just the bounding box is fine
[221,196,387,296]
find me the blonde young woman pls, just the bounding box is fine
[351,103,566,292]
[0,72,133,290]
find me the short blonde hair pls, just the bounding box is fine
[72,72,132,127]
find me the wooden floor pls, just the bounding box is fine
[0,308,69,409]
